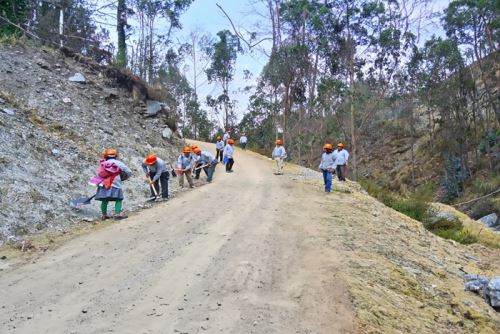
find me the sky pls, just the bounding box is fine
[171,0,272,126]
[171,0,452,125]
[95,0,452,127]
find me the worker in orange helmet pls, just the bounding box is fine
[272,139,287,175]
[215,135,224,162]
[319,143,336,192]
[142,154,169,200]
[223,138,235,172]
[176,146,195,188]
[93,149,132,220]
[334,143,349,181]
[223,130,231,144]
[193,147,218,182]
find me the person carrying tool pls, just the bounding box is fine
[193,147,218,182]
[272,139,287,175]
[94,149,132,220]
[215,136,224,162]
[319,143,337,193]
[190,144,204,180]
[142,154,169,200]
[223,130,231,144]
[239,133,248,150]
[177,146,195,188]
[223,138,235,172]
[334,143,349,181]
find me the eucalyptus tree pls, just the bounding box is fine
[205,29,242,130]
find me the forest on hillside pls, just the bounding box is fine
[0,0,498,210]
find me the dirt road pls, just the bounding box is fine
[0,142,355,334]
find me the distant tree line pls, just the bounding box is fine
[236,0,498,202]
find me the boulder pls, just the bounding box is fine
[433,211,458,222]
[464,274,489,292]
[51,149,62,157]
[478,213,499,228]
[68,73,86,83]
[1,108,15,115]
[485,277,500,308]
[146,100,161,116]
[162,127,173,139]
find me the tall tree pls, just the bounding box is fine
[205,30,242,130]
[116,0,127,67]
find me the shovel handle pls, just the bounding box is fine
[147,167,159,197]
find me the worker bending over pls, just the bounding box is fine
[177,146,195,188]
[193,147,218,182]
[142,154,169,200]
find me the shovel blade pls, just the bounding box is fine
[70,196,93,207]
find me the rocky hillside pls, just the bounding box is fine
[0,43,182,245]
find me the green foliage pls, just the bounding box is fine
[359,178,477,245]
[0,0,28,36]
[424,218,478,245]
[0,32,23,45]
[205,30,242,84]
[444,0,499,56]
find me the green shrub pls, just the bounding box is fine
[359,178,476,245]
[428,218,478,244]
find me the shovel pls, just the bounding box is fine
[147,168,160,201]
[70,194,96,208]
[194,164,209,171]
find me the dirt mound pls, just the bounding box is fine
[0,44,181,244]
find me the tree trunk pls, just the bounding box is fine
[59,7,64,47]
[116,0,127,68]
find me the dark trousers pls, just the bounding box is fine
[195,164,209,179]
[150,171,169,197]
[226,158,234,171]
[207,162,217,182]
[336,165,347,181]
[240,143,246,150]
[216,149,223,162]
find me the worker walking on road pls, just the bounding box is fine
[94,149,132,220]
[177,147,195,188]
[193,147,218,182]
[215,136,224,162]
[334,143,349,181]
[239,133,248,150]
[142,154,169,200]
[319,144,337,193]
[223,130,231,144]
[272,139,287,175]
[223,138,235,173]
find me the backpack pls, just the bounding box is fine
[97,159,120,178]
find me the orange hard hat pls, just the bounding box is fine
[323,143,333,150]
[191,144,198,150]
[182,146,191,153]
[227,139,235,145]
[337,143,344,148]
[103,148,118,158]
[276,139,283,145]
[144,154,157,165]
[216,136,221,140]
[193,147,201,155]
